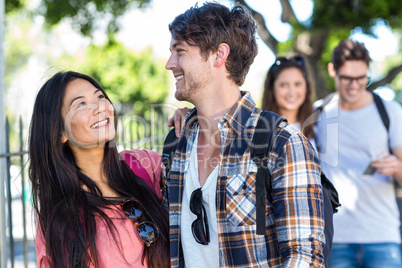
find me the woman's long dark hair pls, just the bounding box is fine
[261,55,315,139]
[29,71,169,268]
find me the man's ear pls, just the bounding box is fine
[214,43,230,67]
[328,62,336,78]
[61,131,68,143]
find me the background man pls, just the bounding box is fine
[316,39,402,267]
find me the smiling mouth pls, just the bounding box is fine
[175,75,183,82]
[90,118,109,129]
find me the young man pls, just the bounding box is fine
[316,39,402,267]
[164,3,325,267]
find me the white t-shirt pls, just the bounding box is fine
[315,95,402,243]
[181,130,220,267]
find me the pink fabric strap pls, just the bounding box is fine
[120,150,162,199]
[121,153,153,189]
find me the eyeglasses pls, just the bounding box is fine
[337,74,370,86]
[272,55,305,68]
[190,188,210,245]
[120,199,160,247]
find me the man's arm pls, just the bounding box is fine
[270,126,325,267]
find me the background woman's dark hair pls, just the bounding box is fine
[261,56,315,139]
[168,2,258,86]
[332,39,371,72]
[29,71,169,268]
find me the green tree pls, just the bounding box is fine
[38,0,151,37]
[4,11,34,89]
[236,0,402,99]
[68,40,169,117]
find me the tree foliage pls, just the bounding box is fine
[312,0,401,32]
[5,0,24,13]
[5,0,402,101]
[37,0,151,36]
[66,40,169,117]
[5,10,34,88]
[236,0,402,99]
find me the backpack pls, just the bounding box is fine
[162,110,341,264]
[252,110,340,266]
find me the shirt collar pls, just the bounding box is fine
[221,91,256,135]
[183,91,257,135]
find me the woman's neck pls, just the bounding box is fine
[279,109,298,124]
[74,148,104,177]
[72,147,119,197]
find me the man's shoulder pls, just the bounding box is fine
[251,110,299,141]
[383,98,402,114]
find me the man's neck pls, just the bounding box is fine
[338,91,372,110]
[195,86,241,130]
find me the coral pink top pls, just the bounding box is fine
[36,150,162,268]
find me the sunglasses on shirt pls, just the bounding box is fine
[120,199,160,247]
[190,188,210,245]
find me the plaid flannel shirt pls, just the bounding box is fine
[162,92,325,267]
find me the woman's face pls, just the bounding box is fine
[273,67,307,114]
[61,78,115,149]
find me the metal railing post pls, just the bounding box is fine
[5,119,14,268]
[0,0,8,267]
[20,117,28,267]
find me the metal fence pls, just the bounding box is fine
[0,109,171,267]
[3,111,402,267]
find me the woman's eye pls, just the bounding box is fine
[279,83,288,88]
[77,102,86,108]
[98,94,105,100]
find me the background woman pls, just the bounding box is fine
[261,55,315,143]
[262,55,336,264]
[29,71,169,267]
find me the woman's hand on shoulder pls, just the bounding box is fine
[167,107,190,137]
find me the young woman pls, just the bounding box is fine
[29,71,169,268]
[261,55,315,142]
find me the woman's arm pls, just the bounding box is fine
[36,224,51,268]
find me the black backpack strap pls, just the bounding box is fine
[162,128,179,172]
[162,129,179,199]
[372,91,390,132]
[316,92,336,113]
[251,110,287,235]
[372,92,391,152]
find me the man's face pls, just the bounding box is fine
[331,60,369,106]
[165,38,212,102]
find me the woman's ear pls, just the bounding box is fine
[214,43,230,67]
[61,132,68,143]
